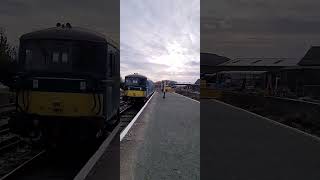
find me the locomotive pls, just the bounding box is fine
[10,23,120,145]
[123,73,154,102]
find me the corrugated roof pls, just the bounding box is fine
[281,66,320,70]
[299,46,320,66]
[201,53,230,66]
[219,58,300,67]
[219,71,267,74]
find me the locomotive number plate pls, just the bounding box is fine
[50,100,64,113]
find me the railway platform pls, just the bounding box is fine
[82,92,200,180]
[81,93,320,179]
[202,99,320,180]
[120,92,200,179]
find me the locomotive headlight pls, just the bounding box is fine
[33,79,38,88]
[80,81,86,90]
[139,87,142,90]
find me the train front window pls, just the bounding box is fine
[126,79,138,84]
[125,77,146,86]
[52,52,59,63]
[20,40,106,74]
[108,53,113,77]
[72,42,106,73]
[62,52,68,63]
[25,49,32,65]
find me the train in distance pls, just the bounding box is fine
[123,73,154,102]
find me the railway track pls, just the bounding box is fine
[0,104,19,155]
[0,135,21,153]
[0,104,15,109]
[120,103,143,133]
[0,150,45,180]
[74,99,146,180]
[0,104,15,117]
[0,103,16,152]
[0,103,42,180]
[0,100,143,180]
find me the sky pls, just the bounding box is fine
[121,0,200,83]
[0,0,119,46]
[201,0,320,60]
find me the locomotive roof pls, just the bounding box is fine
[125,74,147,79]
[20,26,118,48]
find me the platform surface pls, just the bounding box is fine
[85,133,120,180]
[120,92,200,180]
[202,99,320,180]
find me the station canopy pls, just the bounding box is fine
[298,46,320,66]
[201,55,300,74]
[219,58,300,67]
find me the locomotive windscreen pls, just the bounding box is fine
[125,77,147,86]
[19,39,107,74]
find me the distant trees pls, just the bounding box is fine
[0,28,18,87]
[120,76,124,89]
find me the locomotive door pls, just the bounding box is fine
[106,86,112,121]
[106,47,115,121]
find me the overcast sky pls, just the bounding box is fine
[201,0,320,60]
[121,0,200,83]
[0,0,119,46]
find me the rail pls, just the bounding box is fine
[0,100,137,180]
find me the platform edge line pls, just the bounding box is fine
[173,92,200,103]
[120,92,155,141]
[73,123,120,180]
[212,99,320,142]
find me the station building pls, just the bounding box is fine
[201,46,320,100]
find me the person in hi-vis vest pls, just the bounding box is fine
[162,81,166,98]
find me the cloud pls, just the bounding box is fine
[201,0,320,59]
[121,0,199,82]
[0,0,199,83]
[0,0,119,45]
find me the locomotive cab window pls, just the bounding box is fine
[52,52,59,63]
[125,77,146,86]
[108,53,114,77]
[62,52,68,64]
[114,53,118,74]
[25,49,32,65]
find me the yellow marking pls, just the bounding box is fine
[200,80,207,88]
[17,91,103,117]
[165,86,174,93]
[125,90,146,97]
[201,88,222,99]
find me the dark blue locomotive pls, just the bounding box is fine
[123,73,154,102]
